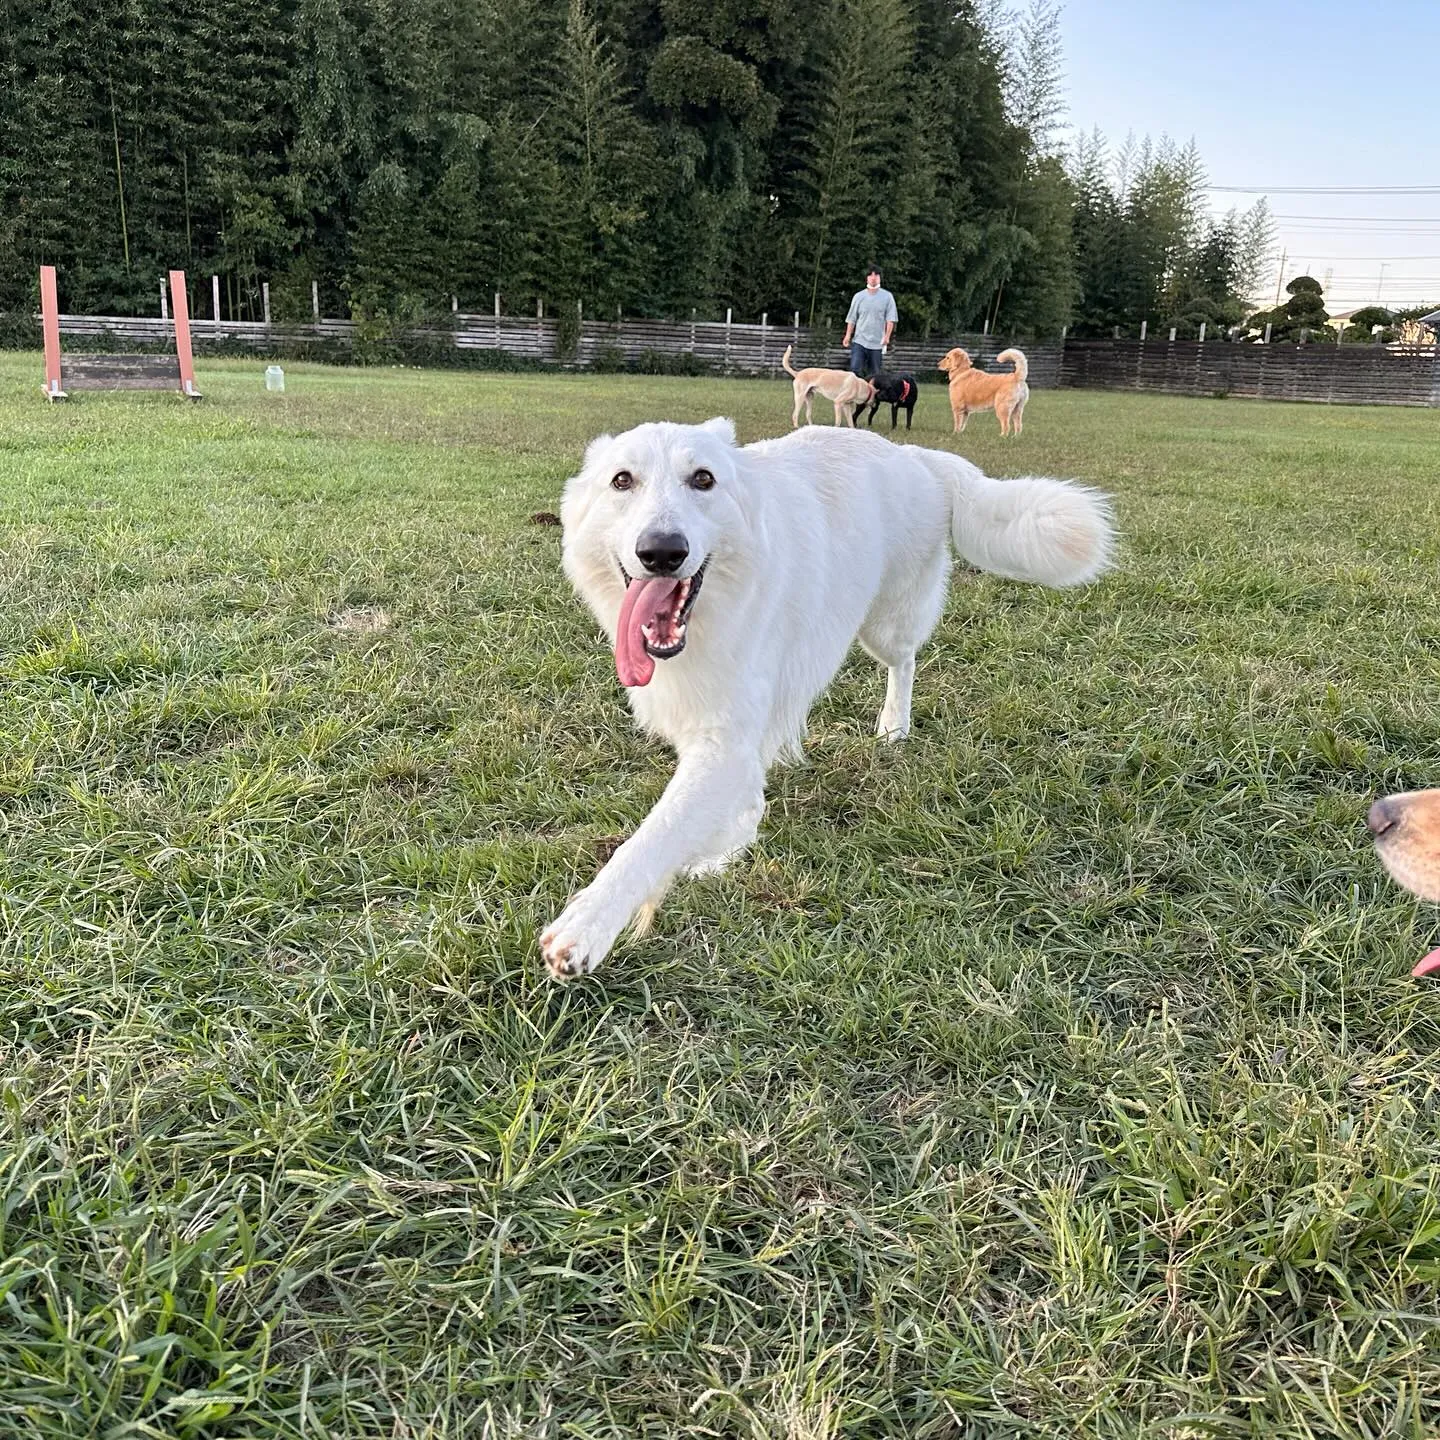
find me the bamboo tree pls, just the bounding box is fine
[797,0,913,325]
[107,72,131,274]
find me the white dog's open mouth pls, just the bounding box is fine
[614,559,708,687]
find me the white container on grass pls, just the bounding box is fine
[265,365,285,392]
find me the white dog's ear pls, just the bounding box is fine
[582,433,615,471]
[700,417,737,447]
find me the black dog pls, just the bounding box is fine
[854,371,919,430]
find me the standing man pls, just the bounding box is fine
[841,266,897,379]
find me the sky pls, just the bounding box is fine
[1057,0,1440,311]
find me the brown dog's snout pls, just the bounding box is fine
[1368,795,1401,838]
[1369,788,1440,905]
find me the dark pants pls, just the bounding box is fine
[849,343,884,379]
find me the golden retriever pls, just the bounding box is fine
[1368,789,1440,976]
[937,347,1029,435]
[782,345,875,427]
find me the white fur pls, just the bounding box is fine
[541,420,1114,979]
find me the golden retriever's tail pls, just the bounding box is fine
[781,345,801,377]
[916,447,1114,588]
[996,347,1028,382]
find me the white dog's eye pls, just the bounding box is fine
[611,470,634,491]
[689,469,715,491]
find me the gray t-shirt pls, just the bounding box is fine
[846,287,898,348]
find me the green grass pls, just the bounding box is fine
[1,352,1439,1437]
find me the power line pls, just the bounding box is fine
[1313,297,1440,303]
[1275,228,1440,237]
[1210,184,1440,195]
[1272,214,1440,223]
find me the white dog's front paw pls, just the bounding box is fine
[539,890,621,981]
[686,853,733,878]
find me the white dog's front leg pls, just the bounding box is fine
[540,743,765,980]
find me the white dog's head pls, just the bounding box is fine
[560,417,750,688]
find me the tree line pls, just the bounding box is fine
[1,0,1275,341]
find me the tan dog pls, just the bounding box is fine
[937,347,1029,435]
[1368,789,1440,976]
[782,345,875,427]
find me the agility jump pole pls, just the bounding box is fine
[41,265,65,400]
[169,270,200,397]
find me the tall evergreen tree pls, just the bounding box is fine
[0,0,1258,343]
[792,0,914,325]
[542,0,656,313]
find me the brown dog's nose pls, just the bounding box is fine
[1368,796,1400,837]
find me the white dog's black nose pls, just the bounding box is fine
[635,530,689,575]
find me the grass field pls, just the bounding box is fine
[2,350,1439,1437]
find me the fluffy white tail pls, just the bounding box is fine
[995,347,1028,382]
[917,448,1114,587]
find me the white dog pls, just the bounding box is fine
[542,419,1114,980]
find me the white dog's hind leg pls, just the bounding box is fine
[540,743,767,980]
[860,553,948,742]
[876,655,916,740]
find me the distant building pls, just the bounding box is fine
[1326,307,1385,337]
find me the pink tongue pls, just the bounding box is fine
[614,576,682,687]
[1413,947,1440,979]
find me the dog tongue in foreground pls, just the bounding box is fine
[614,576,682,687]
[1414,947,1440,979]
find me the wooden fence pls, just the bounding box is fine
[52,310,1063,386]
[55,314,356,349]
[1062,339,1440,407]
[51,312,1440,405]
